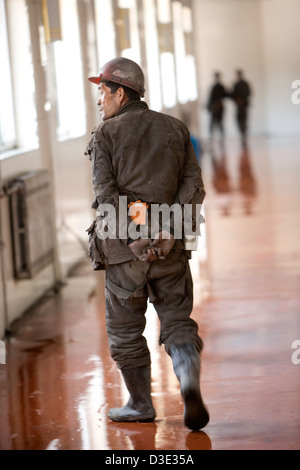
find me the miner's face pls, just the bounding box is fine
[97,82,124,121]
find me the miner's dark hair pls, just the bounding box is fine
[104,80,141,101]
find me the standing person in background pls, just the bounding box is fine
[85,57,209,431]
[207,72,228,145]
[231,70,252,148]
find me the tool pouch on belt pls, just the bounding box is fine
[86,220,106,271]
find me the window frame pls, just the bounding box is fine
[0,0,17,154]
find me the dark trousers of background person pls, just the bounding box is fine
[209,105,224,141]
[236,105,249,147]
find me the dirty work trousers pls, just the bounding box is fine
[105,249,203,370]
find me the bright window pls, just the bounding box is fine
[118,0,141,63]
[94,0,116,67]
[53,0,86,140]
[182,5,198,102]
[143,0,162,111]
[161,53,177,108]
[173,1,186,104]
[94,0,142,91]
[157,0,177,108]
[1,0,38,154]
[0,0,16,152]
[173,2,198,103]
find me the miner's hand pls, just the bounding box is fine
[150,231,175,260]
[129,238,158,262]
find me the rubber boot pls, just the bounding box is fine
[108,365,156,423]
[170,343,209,431]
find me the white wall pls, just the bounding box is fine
[193,0,265,138]
[52,136,94,279]
[193,0,300,138]
[260,0,300,136]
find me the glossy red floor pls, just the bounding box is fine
[0,137,299,450]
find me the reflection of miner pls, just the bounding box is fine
[85,58,209,430]
[238,148,257,215]
[211,151,231,195]
[210,148,257,216]
[210,149,232,217]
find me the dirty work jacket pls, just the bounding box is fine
[85,100,206,267]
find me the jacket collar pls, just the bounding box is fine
[116,100,148,117]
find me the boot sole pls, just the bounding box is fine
[108,408,156,423]
[109,416,155,423]
[183,389,210,431]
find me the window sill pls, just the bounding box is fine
[0,145,39,161]
[57,131,86,143]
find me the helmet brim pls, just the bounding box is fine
[88,76,101,84]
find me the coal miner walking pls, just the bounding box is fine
[85,57,209,431]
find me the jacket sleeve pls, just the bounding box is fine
[171,133,206,237]
[92,140,119,207]
[86,127,132,241]
[178,135,206,206]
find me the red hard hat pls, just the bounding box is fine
[88,57,145,97]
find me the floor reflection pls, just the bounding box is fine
[209,143,258,216]
[105,422,212,450]
[0,272,213,450]
[186,431,212,450]
[239,148,257,215]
